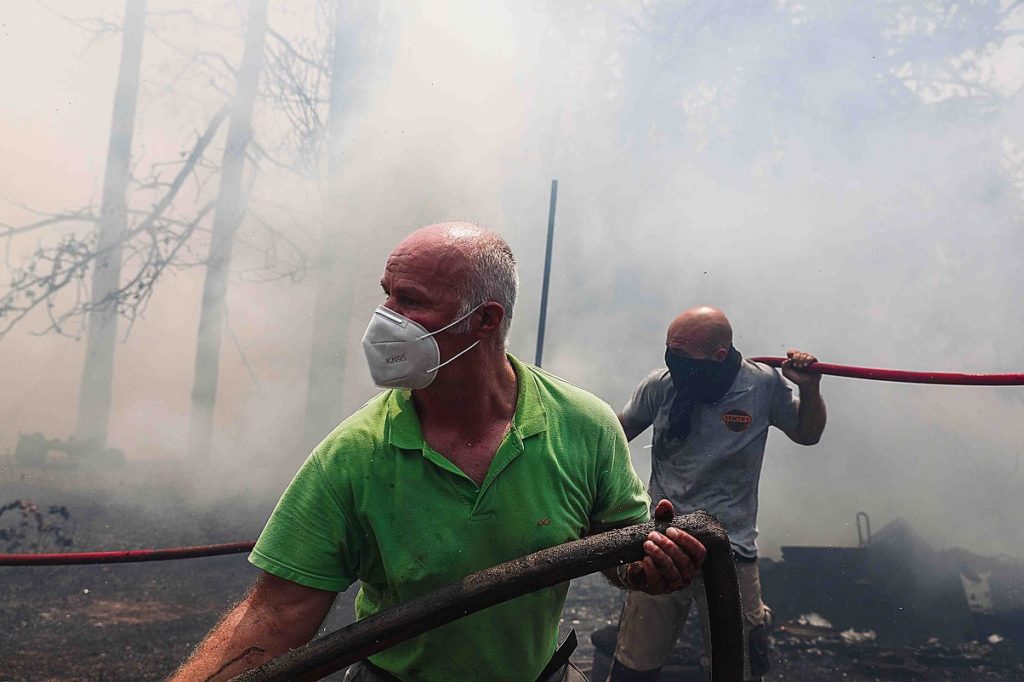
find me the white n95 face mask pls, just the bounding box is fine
[361,303,484,389]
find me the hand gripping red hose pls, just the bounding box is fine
[750,357,1024,385]
[3,359,1021,568]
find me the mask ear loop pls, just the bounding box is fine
[416,301,485,340]
[427,339,481,374]
[420,301,486,374]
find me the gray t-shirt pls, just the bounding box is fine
[621,359,800,558]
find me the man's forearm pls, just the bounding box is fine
[796,386,826,445]
[170,599,292,681]
[171,572,336,681]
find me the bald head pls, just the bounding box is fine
[398,222,505,263]
[391,222,519,343]
[666,306,733,361]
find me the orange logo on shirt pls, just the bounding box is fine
[721,409,752,432]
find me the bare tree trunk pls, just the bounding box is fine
[187,0,268,460]
[74,0,148,450]
[301,0,380,450]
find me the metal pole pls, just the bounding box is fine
[535,179,558,367]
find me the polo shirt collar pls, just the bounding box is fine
[384,353,548,450]
[385,388,423,450]
[507,354,547,438]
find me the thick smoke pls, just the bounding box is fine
[1,0,1022,559]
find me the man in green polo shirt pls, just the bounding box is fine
[172,223,706,681]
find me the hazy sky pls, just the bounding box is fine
[1,0,1023,559]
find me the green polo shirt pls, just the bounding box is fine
[250,354,650,681]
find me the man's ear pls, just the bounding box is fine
[712,347,729,361]
[475,301,505,338]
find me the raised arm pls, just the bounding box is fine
[781,349,827,445]
[169,571,337,681]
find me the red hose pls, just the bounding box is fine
[751,357,1024,386]
[0,540,255,566]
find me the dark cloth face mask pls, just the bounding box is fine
[664,345,743,441]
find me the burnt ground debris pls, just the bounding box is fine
[2,462,1022,681]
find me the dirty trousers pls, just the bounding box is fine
[613,561,769,681]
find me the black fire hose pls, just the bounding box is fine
[234,511,742,681]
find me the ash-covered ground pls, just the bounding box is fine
[2,462,1021,681]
